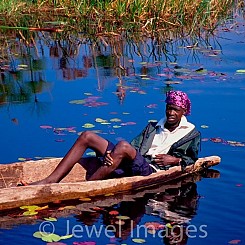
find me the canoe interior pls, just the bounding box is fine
[0,158,87,188]
[0,156,221,189]
[0,156,221,211]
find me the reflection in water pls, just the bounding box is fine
[147,182,198,223]
[147,182,198,245]
[73,169,220,244]
[0,27,231,109]
[2,16,243,122]
[0,36,51,105]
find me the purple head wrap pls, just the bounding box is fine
[165,90,191,115]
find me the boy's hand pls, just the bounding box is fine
[153,154,180,167]
[103,150,113,166]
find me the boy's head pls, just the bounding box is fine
[165,90,191,116]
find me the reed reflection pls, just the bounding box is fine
[0,29,228,117]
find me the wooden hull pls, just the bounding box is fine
[0,170,220,229]
[0,156,221,210]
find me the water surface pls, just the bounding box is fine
[0,16,245,245]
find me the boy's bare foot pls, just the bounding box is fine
[17,180,29,186]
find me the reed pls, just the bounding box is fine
[0,0,241,37]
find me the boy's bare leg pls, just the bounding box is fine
[30,131,109,185]
[88,141,137,181]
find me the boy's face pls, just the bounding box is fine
[165,104,186,125]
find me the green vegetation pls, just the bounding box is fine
[0,0,243,36]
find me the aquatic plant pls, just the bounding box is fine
[0,0,243,36]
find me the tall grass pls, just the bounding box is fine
[0,0,243,37]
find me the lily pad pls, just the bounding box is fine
[33,231,44,238]
[166,223,173,228]
[18,158,27,161]
[47,243,67,245]
[36,205,49,211]
[60,234,73,240]
[164,81,182,85]
[41,234,61,242]
[110,118,122,122]
[86,151,96,156]
[228,240,241,244]
[20,205,40,210]
[82,123,95,128]
[73,242,96,245]
[144,222,165,230]
[18,64,28,68]
[116,215,130,220]
[44,217,57,222]
[236,70,245,73]
[95,118,107,123]
[109,210,119,216]
[132,238,146,243]
[40,125,53,129]
[69,100,86,104]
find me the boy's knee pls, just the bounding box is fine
[78,131,95,143]
[114,141,132,153]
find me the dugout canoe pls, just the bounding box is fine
[0,169,220,229]
[0,155,221,210]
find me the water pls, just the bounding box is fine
[0,16,245,245]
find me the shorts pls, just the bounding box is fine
[104,141,153,178]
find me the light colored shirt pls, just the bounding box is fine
[146,116,195,157]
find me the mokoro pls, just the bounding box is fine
[0,155,221,210]
[0,170,220,229]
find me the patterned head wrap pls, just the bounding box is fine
[165,90,191,115]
